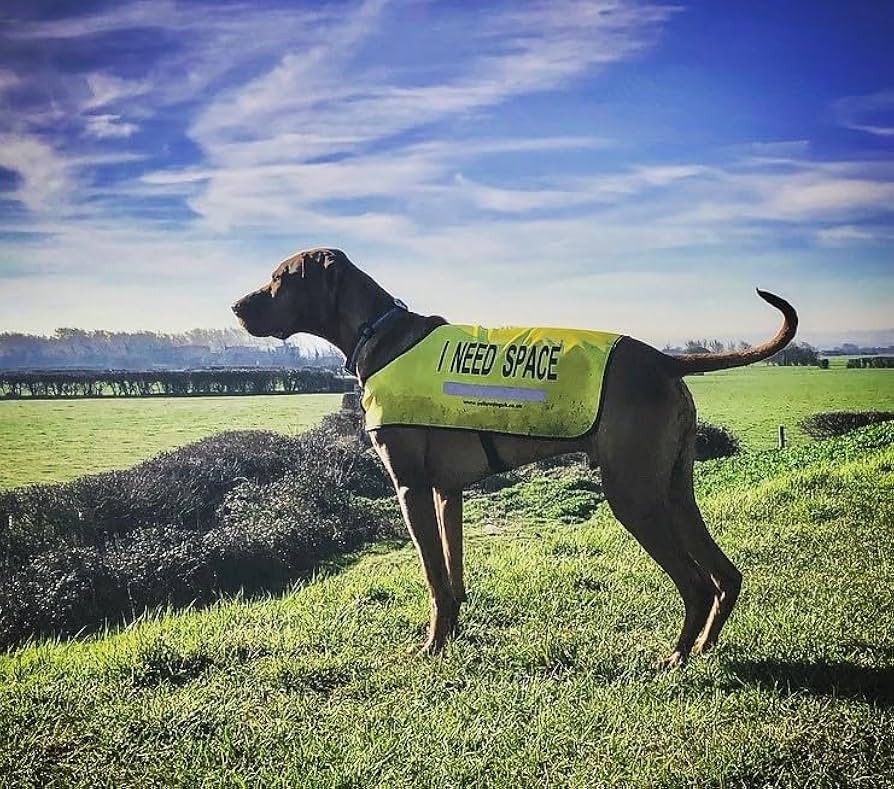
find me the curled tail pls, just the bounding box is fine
[664,290,798,376]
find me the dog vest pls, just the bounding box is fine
[362,325,621,439]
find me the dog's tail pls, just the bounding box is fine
[663,290,798,376]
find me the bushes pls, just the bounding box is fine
[800,411,894,440]
[695,421,741,460]
[845,357,894,369]
[0,431,314,571]
[0,488,399,648]
[0,423,395,650]
[0,368,355,399]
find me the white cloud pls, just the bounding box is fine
[834,91,894,138]
[166,1,679,231]
[451,165,707,213]
[0,68,19,94]
[84,73,151,110]
[761,175,894,220]
[84,114,139,139]
[6,1,178,40]
[0,134,73,211]
[2,0,331,142]
[815,225,891,246]
[189,1,674,162]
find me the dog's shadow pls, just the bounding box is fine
[725,649,894,708]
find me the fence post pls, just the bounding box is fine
[777,425,786,449]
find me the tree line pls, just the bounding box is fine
[665,338,823,367]
[0,368,355,398]
[0,328,342,371]
[846,357,894,368]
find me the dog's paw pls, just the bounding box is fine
[691,637,715,656]
[658,650,687,670]
[408,637,447,657]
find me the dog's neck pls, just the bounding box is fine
[330,264,441,382]
[328,266,394,353]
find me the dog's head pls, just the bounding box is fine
[232,247,348,341]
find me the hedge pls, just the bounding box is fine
[0,368,354,398]
[0,424,395,649]
[800,411,894,440]
[695,421,741,460]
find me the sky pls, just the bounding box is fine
[0,0,892,349]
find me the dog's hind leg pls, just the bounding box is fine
[597,386,716,668]
[668,444,742,655]
[433,488,467,603]
[602,469,715,668]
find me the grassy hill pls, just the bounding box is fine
[2,423,891,788]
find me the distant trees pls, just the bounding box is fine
[663,339,754,356]
[766,342,819,366]
[846,357,894,368]
[0,328,343,371]
[665,338,825,367]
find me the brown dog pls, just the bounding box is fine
[233,247,797,667]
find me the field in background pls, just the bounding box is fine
[688,366,893,450]
[0,394,341,489]
[1,365,892,489]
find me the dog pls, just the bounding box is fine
[233,247,797,667]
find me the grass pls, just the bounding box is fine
[687,364,893,450]
[0,394,341,489]
[1,424,892,788]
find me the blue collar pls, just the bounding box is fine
[344,298,408,375]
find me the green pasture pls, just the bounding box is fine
[687,366,893,450]
[0,394,341,489]
[1,365,892,489]
[2,425,892,787]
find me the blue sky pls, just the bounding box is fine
[0,0,892,347]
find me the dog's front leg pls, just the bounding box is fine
[396,484,459,654]
[433,488,466,603]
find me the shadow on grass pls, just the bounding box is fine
[726,657,894,708]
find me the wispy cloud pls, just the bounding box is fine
[833,91,894,138]
[83,114,139,139]
[815,224,894,246]
[0,68,20,93]
[0,134,73,211]
[6,1,177,40]
[83,73,151,111]
[190,0,673,163]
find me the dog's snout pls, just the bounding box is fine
[232,291,261,318]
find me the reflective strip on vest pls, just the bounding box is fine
[362,324,621,439]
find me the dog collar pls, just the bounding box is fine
[345,298,408,376]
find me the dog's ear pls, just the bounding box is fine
[320,248,350,270]
[279,252,309,279]
[320,249,350,315]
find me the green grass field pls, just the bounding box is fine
[2,365,891,489]
[687,366,893,450]
[0,394,342,489]
[2,425,892,787]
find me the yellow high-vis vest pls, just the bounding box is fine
[362,324,621,439]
